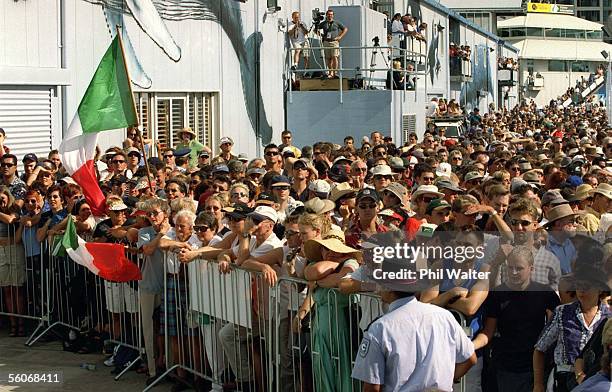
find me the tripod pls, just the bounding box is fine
[366,40,389,89]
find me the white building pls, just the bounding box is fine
[0,0,514,161]
[497,12,612,105]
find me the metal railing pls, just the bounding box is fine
[287,42,427,103]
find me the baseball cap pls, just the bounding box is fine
[227,160,244,173]
[436,179,465,193]
[223,203,254,219]
[425,198,451,215]
[173,148,191,158]
[246,167,266,176]
[270,175,291,187]
[199,151,210,158]
[220,136,234,145]
[292,158,309,170]
[127,147,141,157]
[212,164,230,174]
[308,179,331,196]
[249,206,278,224]
[22,153,37,163]
[255,193,275,207]
[464,171,484,182]
[238,153,248,162]
[356,188,380,203]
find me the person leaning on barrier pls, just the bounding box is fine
[351,255,477,391]
[316,9,347,79]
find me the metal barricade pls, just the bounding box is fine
[145,253,275,392]
[274,275,384,392]
[103,249,144,380]
[0,225,47,344]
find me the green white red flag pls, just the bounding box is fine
[59,34,138,216]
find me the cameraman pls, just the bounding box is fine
[288,11,310,70]
[317,9,348,78]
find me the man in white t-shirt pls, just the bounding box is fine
[218,206,283,390]
[288,11,310,70]
[426,97,439,117]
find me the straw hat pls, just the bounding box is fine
[179,127,197,139]
[592,183,612,200]
[412,185,444,199]
[329,182,357,202]
[569,184,593,202]
[304,197,335,214]
[304,230,362,262]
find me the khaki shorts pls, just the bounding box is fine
[292,40,310,58]
[0,244,26,287]
[323,40,340,58]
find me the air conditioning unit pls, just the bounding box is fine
[402,114,417,144]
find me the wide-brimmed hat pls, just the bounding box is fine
[304,230,361,262]
[371,165,394,177]
[383,182,409,205]
[522,170,543,186]
[592,183,612,200]
[179,127,197,139]
[464,171,483,183]
[107,198,129,211]
[569,184,593,202]
[568,264,611,292]
[544,204,577,227]
[436,179,465,194]
[412,185,444,199]
[388,156,405,171]
[330,182,357,202]
[304,197,335,214]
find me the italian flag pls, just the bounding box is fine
[59,34,138,216]
[56,217,141,282]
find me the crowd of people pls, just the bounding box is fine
[498,57,519,71]
[450,43,472,60]
[0,92,611,392]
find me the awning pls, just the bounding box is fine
[498,14,603,31]
[513,39,612,61]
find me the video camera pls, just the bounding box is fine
[312,8,325,25]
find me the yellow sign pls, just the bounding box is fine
[526,2,574,14]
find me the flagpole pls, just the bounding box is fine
[116,25,155,195]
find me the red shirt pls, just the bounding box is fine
[404,217,426,242]
[345,218,389,249]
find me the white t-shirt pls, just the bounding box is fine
[289,21,308,45]
[426,100,439,117]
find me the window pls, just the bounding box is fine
[571,62,590,72]
[586,30,603,39]
[577,0,600,7]
[266,0,278,9]
[548,60,568,72]
[565,29,585,39]
[133,92,215,153]
[525,28,543,37]
[545,28,564,38]
[577,10,601,22]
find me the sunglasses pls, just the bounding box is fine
[375,175,393,181]
[205,206,220,211]
[452,157,462,161]
[1,162,15,168]
[422,176,435,182]
[194,225,210,232]
[147,210,163,217]
[112,160,125,164]
[358,203,377,209]
[273,186,290,191]
[285,230,300,238]
[164,155,174,158]
[353,168,367,173]
[510,218,533,227]
[509,167,521,172]
[25,199,38,205]
[231,192,247,198]
[266,151,280,156]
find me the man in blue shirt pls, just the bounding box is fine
[545,204,577,274]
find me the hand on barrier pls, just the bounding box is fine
[292,310,307,333]
[178,248,197,263]
[218,259,231,274]
[261,264,278,286]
